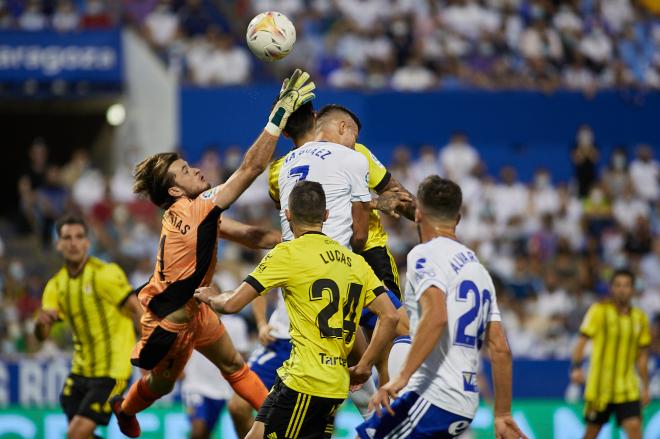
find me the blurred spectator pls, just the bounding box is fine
[391,56,436,91]
[602,147,630,199]
[327,60,365,89]
[640,237,660,292]
[492,166,528,226]
[571,124,599,198]
[196,147,223,187]
[439,132,479,181]
[612,184,650,231]
[187,28,251,85]
[18,0,46,31]
[0,1,13,28]
[35,165,70,246]
[80,0,112,28]
[143,0,179,51]
[629,144,659,203]
[410,145,440,188]
[51,0,79,32]
[529,169,560,216]
[178,0,213,37]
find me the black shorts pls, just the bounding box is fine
[256,377,344,439]
[60,374,127,426]
[360,246,400,299]
[584,400,641,426]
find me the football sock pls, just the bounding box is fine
[121,376,159,416]
[389,335,412,378]
[223,363,268,410]
[350,375,377,419]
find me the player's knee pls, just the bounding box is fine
[622,418,642,438]
[220,351,245,375]
[146,375,176,396]
[66,424,94,439]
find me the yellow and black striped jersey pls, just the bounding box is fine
[268,143,391,252]
[41,257,135,379]
[245,232,385,399]
[580,301,651,408]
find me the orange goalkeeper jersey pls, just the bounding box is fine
[138,186,223,319]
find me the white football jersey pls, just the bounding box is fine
[405,237,501,419]
[277,141,371,247]
[181,315,250,400]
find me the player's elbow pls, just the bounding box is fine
[489,340,512,364]
[379,307,400,332]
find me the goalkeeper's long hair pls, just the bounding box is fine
[133,152,181,210]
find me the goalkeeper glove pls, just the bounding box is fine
[265,69,316,136]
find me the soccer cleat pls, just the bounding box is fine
[110,396,141,438]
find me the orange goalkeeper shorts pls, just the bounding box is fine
[130,303,225,379]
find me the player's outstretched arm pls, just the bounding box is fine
[350,201,371,252]
[219,217,282,249]
[350,293,399,385]
[486,321,528,439]
[213,69,315,210]
[194,283,259,315]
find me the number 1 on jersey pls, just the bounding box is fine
[289,165,310,182]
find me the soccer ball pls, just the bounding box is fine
[246,11,296,62]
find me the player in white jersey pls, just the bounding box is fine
[182,315,250,439]
[358,176,527,439]
[277,106,372,249]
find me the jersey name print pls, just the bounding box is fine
[405,236,501,419]
[277,141,371,248]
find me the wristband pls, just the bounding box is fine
[570,360,583,370]
[265,122,282,136]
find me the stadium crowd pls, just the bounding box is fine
[2,125,659,363]
[2,0,660,91]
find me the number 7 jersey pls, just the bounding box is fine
[245,232,386,399]
[276,141,371,248]
[405,236,502,419]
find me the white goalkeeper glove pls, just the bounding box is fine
[265,69,316,136]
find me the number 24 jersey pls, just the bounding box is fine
[405,236,502,419]
[245,232,385,399]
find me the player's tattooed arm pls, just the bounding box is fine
[219,217,282,249]
[373,176,416,221]
[194,283,259,315]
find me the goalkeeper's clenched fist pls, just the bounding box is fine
[265,69,316,136]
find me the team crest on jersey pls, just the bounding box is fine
[201,187,219,200]
[414,258,435,280]
[84,284,92,294]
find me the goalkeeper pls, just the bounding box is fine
[111,70,315,438]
